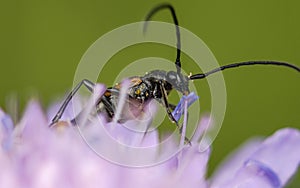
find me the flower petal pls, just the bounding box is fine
[211,128,300,188]
[215,159,282,188]
[248,128,300,185]
[173,145,210,188]
[0,109,14,150]
[211,138,263,186]
[15,100,48,140]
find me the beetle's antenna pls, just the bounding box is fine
[143,3,182,74]
[189,61,300,80]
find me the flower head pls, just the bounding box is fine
[0,84,299,188]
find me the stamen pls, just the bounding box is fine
[112,79,131,124]
[179,98,188,148]
[76,84,105,128]
[172,92,199,122]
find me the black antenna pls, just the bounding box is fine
[189,61,300,80]
[143,3,182,74]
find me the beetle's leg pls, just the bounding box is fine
[70,94,117,125]
[98,96,115,118]
[158,81,179,125]
[98,87,127,120]
[160,91,185,130]
[50,79,95,126]
[96,88,120,118]
[158,81,191,145]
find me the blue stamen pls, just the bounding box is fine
[172,92,199,122]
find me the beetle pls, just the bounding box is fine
[50,4,300,133]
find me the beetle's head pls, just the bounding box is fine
[166,71,190,95]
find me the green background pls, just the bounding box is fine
[1,0,299,186]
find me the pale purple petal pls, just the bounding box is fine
[0,109,14,133]
[2,98,206,187]
[212,159,281,188]
[211,138,263,186]
[211,128,300,188]
[191,114,213,144]
[0,109,14,150]
[106,120,159,147]
[248,128,300,185]
[15,100,48,139]
[174,145,210,188]
[170,114,214,188]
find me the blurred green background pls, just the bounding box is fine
[1,0,299,186]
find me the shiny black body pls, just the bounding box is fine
[129,70,189,101]
[97,70,190,124]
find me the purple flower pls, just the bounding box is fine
[0,84,299,188]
